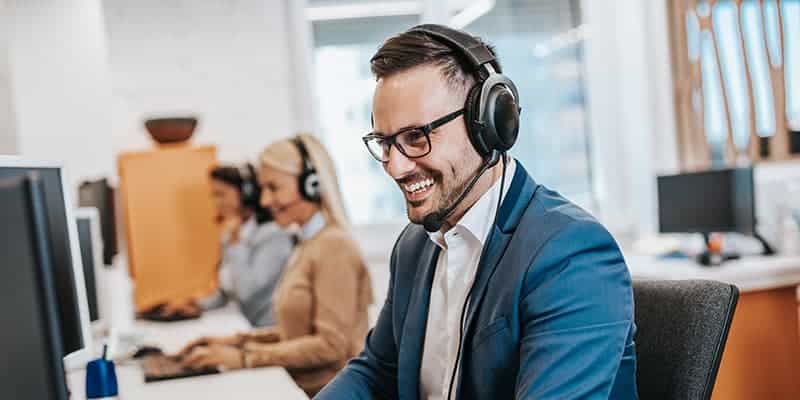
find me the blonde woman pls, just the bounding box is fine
[179,134,373,396]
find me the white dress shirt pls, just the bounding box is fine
[419,159,516,400]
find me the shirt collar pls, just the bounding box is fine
[299,211,326,242]
[428,158,516,249]
[238,216,258,242]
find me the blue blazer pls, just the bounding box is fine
[317,162,638,399]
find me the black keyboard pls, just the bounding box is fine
[142,354,220,383]
[138,304,201,322]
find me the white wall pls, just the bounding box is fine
[0,0,18,155]
[0,68,18,155]
[285,0,318,134]
[1,0,306,187]
[102,0,298,166]
[5,0,114,186]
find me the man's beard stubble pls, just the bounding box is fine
[406,162,476,225]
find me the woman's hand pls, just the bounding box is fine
[242,328,281,344]
[160,299,200,318]
[178,334,242,358]
[221,215,244,244]
[182,344,244,370]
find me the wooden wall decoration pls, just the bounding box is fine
[667,0,798,170]
[118,144,220,311]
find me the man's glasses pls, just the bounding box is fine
[362,109,464,163]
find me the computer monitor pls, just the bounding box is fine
[0,157,93,368]
[78,178,117,266]
[0,174,70,400]
[657,167,756,235]
[75,207,105,324]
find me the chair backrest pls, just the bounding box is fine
[634,280,739,400]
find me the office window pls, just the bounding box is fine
[700,30,728,164]
[713,2,749,152]
[461,0,592,209]
[312,15,419,224]
[669,0,799,167]
[785,0,800,129]
[741,0,777,138]
[310,0,592,224]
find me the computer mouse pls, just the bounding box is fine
[132,345,164,359]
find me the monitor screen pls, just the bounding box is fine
[0,175,70,400]
[76,216,99,322]
[0,159,92,362]
[657,167,756,235]
[78,179,117,265]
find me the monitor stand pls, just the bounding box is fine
[697,231,775,266]
[697,234,740,266]
[753,231,776,256]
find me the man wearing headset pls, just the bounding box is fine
[316,25,637,400]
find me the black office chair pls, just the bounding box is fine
[633,280,739,400]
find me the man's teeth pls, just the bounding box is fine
[404,178,434,193]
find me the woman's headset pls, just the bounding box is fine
[291,136,321,203]
[237,163,274,224]
[237,163,261,210]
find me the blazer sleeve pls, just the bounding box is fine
[515,219,635,400]
[313,229,405,400]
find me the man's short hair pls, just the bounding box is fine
[370,28,498,97]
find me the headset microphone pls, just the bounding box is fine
[272,197,306,215]
[422,150,501,232]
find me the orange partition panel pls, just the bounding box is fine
[712,286,800,400]
[118,144,220,311]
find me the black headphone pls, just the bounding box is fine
[291,136,321,203]
[237,163,261,210]
[408,24,521,158]
[236,163,273,224]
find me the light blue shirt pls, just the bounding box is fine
[298,211,327,242]
[198,218,293,327]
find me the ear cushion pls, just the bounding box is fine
[298,170,321,203]
[485,84,520,152]
[240,180,258,208]
[463,84,490,157]
[240,164,261,209]
[292,136,322,203]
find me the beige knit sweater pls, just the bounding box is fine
[240,225,374,396]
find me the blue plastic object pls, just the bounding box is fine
[85,355,118,399]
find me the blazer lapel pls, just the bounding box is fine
[456,162,539,396]
[397,241,441,400]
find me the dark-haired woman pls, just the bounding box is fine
[162,164,293,327]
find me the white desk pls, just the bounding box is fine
[626,253,800,292]
[67,306,308,400]
[625,253,800,400]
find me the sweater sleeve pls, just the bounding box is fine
[243,234,362,369]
